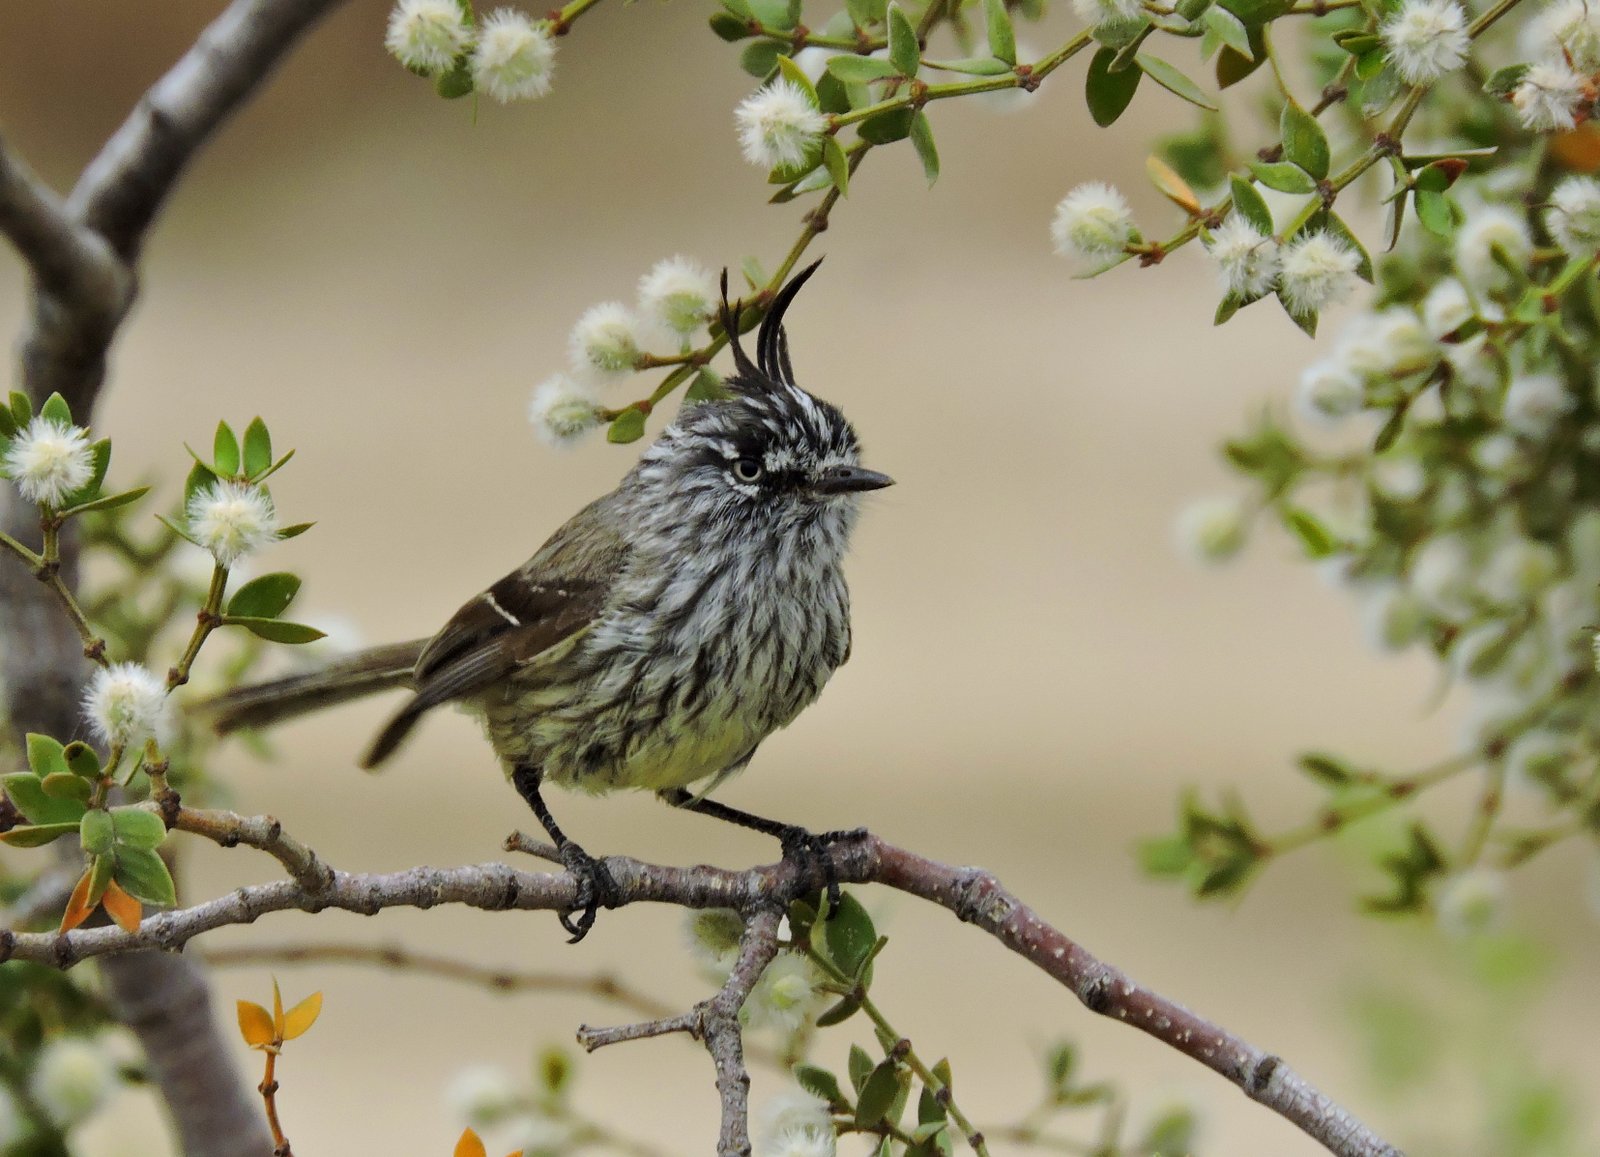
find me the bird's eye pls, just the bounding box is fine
[732,457,764,483]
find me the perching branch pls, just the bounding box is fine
[1,817,1404,1157]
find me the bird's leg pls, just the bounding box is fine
[659,789,865,907]
[512,765,615,943]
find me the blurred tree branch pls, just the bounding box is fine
[0,1,348,1154]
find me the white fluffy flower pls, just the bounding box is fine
[83,662,172,749]
[1381,0,1470,82]
[743,952,826,1035]
[1204,216,1280,297]
[470,9,556,103]
[1278,231,1360,317]
[1297,359,1365,423]
[1455,205,1533,293]
[1472,432,1521,477]
[569,302,646,376]
[1371,458,1427,502]
[384,0,471,75]
[684,908,744,977]
[1503,369,1574,435]
[1435,867,1508,937]
[1422,278,1474,336]
[756,1087,836,1157]
[3,416,94,507]
[735,79,827,170]
[1337,308,1437,379]
[1410,533,1476,613]
[1523,0,1600,71]
[1482,537,1562,604]
[1072,0,1145,26]
[1050,183,1137,263]
[1175,496,1248,564]
[446,1064,523,1129]
[1357,583,1428,651]
[187,479,279,567]
[1546,176,1600,255]
[638,256,717,336]
[1512,60,1585,131]
[30,1037,117,1127]
[528,375,603,446]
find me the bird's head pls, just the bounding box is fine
[631,261,893,544]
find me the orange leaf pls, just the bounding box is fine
[271,976,285,1033]
[454,1128,487,1157]
[281,991,323,1041]
[237,1000,276,1048]
[58,869,96,933]
[101,879,142,933]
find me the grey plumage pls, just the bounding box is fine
[205,261,891,808]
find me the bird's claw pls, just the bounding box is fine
[777,825,867,909]
[557,842,617,944]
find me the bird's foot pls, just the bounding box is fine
[556,841,618,944]
[776,825,868,910]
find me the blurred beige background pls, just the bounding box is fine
[2,1,1598,1154]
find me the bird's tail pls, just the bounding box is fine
[199,640,428,741]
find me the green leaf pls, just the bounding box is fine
[252,447,296,484]
[740,39,782,77]
[114,845,177,907]
[1415,189,1455,237]
[846,0,888,27]
[887,4,920,77]
[929,55,1014,75]
[684,370,729,403]
[1135,54,1217,110]
[243,417,273,479]
[814,890,877,979]
[775,52,819,103]
[709,10,751,39]
[1283,508,1336,558]
[183,459,217,511]
[1213,291,1244,326]
[0,404,15,438]
[80,809,116,856]
[1228,175,1272,234]
[59,438,111,509]
[815,994,862,1026]
[1298,752,1355,786]
[276,521,315,541]
[608,408,648,444]
[227,572,302,620]
[40,392,72,426]
[795,1064,844,1105]
[1215,33,1265,87]
[822,136,851,195]
[909,112,939,186]
[827,54,900,84]
[1085,47,1142,127]
[1483,62,1529,98]
[27,733,69,778]
[1310,211,1374,281]
[1373,405,1407,452]
[63,741,101,779]
[40,773,92,803]
[857,107,916,144]
[848,1044,875,1093]
[983,0,1016,63]
[1280,100,1329,180]
[61,486,151,518]
[1249,160,1317,193]
[1139,833,1194,875]
[0,821,81,848]
[856,1061,901,1128]
[1200,6,1251,58]
[815,70,852,114]
[111,805,167,850]
[213,421,240,476]
[225,617,327,645]
[9,391,33,427]
[749,0,795,29]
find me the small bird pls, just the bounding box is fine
[205,262,892,940]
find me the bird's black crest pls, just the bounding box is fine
[720,259,824,391]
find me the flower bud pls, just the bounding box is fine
[569,303,645,377]
[528,375,603,446]
[1174,496,1248,564]
[1050,183,1138,264]
[1434,867,1507,938]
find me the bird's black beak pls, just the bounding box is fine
[814,465,895,495]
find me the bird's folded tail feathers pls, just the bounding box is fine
[199,640,427,739]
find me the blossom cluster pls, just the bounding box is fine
[529,256,721,446]
[384,0,555,104]
[1509,0,1600,131]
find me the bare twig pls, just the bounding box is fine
[0,827,1403,1157]
[173,805,336,894]
[201,941,678,1021]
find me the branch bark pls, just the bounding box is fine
[0,821,1405,1157]
[0,2,349,1154]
